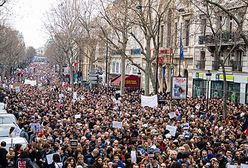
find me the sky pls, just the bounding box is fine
[9,0,58,49]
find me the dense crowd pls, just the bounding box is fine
[0,64,247,168]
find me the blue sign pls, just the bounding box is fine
[216,73,220,80]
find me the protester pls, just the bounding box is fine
[0,141,8,168]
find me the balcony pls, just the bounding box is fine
[232,61,242,72]
[196,60,205,70]
[198,32,242,45]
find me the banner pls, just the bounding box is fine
[141,95,158,108]
[172,77,187,99]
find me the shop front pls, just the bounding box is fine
[192,72,207,98]
[246,84,248,104]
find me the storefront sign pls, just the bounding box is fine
[219,75,234,81]
[195,72,203,79]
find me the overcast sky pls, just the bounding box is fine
[10,0,58,49]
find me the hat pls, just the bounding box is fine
[211,158,219,162]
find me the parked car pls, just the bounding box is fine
[0,102,6,110]
[0,109,7,114]
[0,124,20,140]
[0,137,28,150]
[0,113,17,124]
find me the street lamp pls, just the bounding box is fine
[137,70,141,89]
[206,70,212,113]
[136,4,161,94]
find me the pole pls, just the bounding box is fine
[105,42,108,88]
[179,23,183,77]
[207,79,209,112]
[155,16,160,94]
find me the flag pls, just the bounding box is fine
[180,37,184,60]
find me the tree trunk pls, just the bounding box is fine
[144,38,152,95]
[120,54,126,95]
[69,63,73,85]
[221,63,227,120]
[145,61,150,95]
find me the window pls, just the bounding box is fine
[167,10,172,48]
[116,62,120,73]
[130,48,141,55]
[185,20,190,46]
[201,19,206,35]
[112,62,116,73]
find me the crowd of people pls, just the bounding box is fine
[0,63,247,168]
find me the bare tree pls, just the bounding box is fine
[99,0,135,95]
[44,0,81,84]
[0,26,25,78]
[44,40,66,76]
[0,0,6,7]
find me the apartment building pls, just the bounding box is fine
[191,1,248,104]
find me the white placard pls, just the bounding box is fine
[15,87,20,93]
[166,125,177,137]
[73,92,77,100]
[46,153,55,165]
[141,95,158,108]
[182,123,190,130]
[59,94,64,99]
[131,151,137,163]
[227,165,237,168]
[168,112,176,119]
[112,121,122,129]
[75,114,81,119]
[30,80,37,86]
[241,164,248,168]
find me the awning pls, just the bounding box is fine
[111,75,140,88]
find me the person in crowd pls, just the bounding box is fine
[0,141,8,168]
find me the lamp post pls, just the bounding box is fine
[206,70,212,113]
[136,4,161,94]
[137,70,141,89]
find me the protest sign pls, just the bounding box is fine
[166,125,177,136]
[131,151,137,163]
[46,153,55,165]
[73,92,77,100]
[75,114,81,119]
[168,112,176,119]
[141,95,158,108]
[112,121,122,129]
[13,127,21,136]
[30,123,41,133]
[182,123,190,130]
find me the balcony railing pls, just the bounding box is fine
[196,60,205,70]
[232,61,242,72]
[198,31,242,45]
